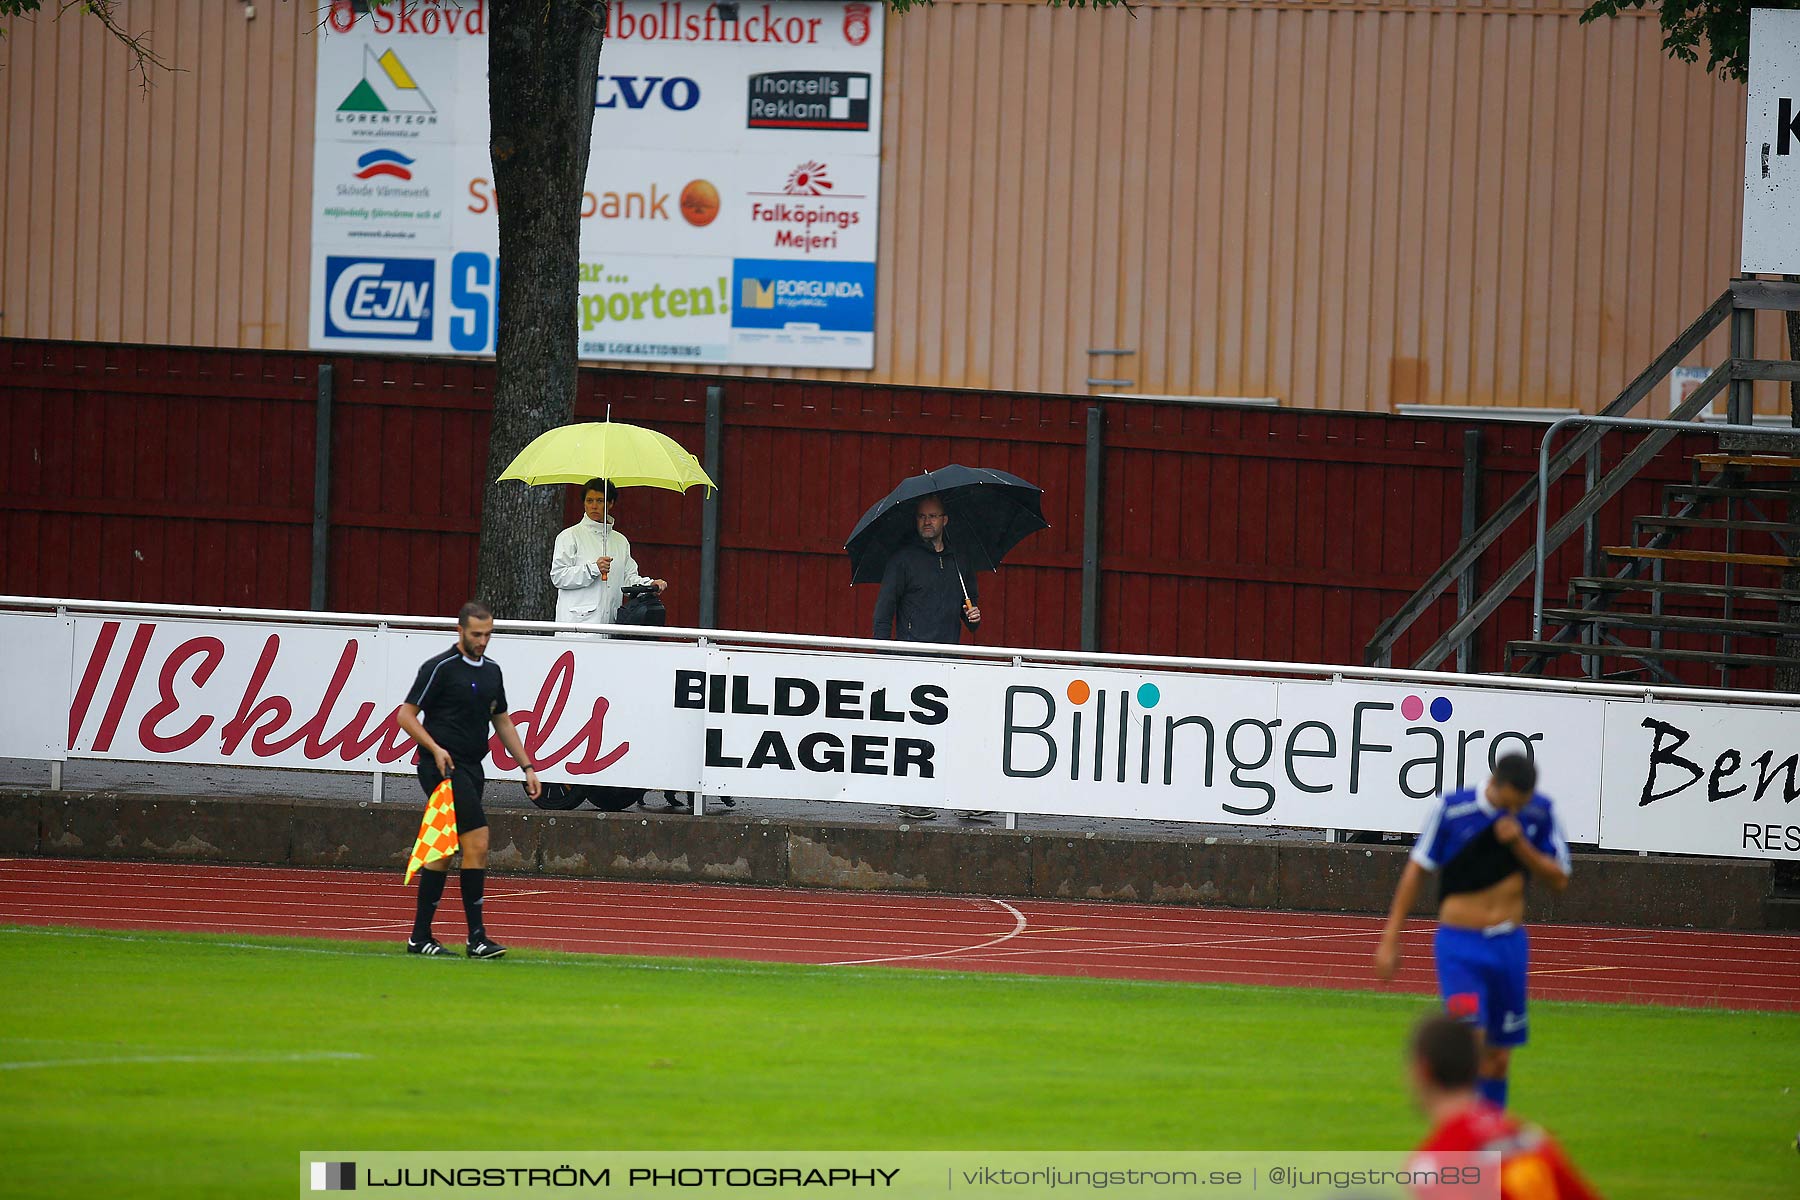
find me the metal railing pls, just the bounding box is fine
[1365,278,1800,673]
[1531,416,1800,640]
[9,593,1799,708]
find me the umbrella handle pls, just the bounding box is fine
[943,526,972,608]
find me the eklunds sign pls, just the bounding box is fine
[4,612,1795,861]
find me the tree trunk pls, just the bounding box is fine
[474,0,608,619]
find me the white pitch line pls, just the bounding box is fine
[825,898,1029,967]
[8,925,1794,1010]
[11,860,1797,953]
[948,928,1377,964]
[0,1051,369,1072]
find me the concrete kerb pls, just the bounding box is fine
[0,788,1778,930]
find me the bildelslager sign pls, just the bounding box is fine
[4,611,1796,860]
[684,652,951,803]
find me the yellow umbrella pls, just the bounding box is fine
[498,421,717,494]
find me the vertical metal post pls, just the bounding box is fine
[310,363,335,611]
[372,772,384,804]
[698,385,724,629]
[1081,406,1104,653]
[1582,444,1601,578]
[1582,443,1601,679]
[1729,302,1755,425]
[1650,554,1664,657]
[1004,812,1017,830]
[1456,430,1483,673]
[1722,491,1739,690]
[49,761,62,791]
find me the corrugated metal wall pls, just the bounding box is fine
[0,0,314,352]
[4,337,1768,687]
[1,0,1788,411]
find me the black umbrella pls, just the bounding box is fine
[845,465,1049,584]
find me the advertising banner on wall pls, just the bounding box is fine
[7,615,1792,859]
[53,617,705,793]
[1598,699,1800,860]
[5,614,72,760]
[308,0,884,369]
[1742,8,1800,273]
[17,609,1799,860]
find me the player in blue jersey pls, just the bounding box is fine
[1374,754,1572,1110]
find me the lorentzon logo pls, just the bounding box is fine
[339,46,435,115]
[323,257,434,340]
[310,1161,356,1191]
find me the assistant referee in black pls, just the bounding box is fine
[396,601,541,959]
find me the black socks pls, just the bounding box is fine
[460,868,487,942]
[411,868,448,943]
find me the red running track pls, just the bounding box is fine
[1,857,1796,1012]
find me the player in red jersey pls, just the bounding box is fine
[1407,1015,1603,1200]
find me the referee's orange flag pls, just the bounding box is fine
[405,780,460,884]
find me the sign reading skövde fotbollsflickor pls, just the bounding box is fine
[308,0,883,369]
[1743,8,1800,273]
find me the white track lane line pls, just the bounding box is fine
[6,891,1794,976]
[11,861,1795,952]
[6,861,1797,992]
[824,898,1029,966]
[7,925,1794,1008]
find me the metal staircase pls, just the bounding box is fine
[1507,452,1800,686]
[1364,279,1800,687]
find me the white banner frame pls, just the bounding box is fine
[7,599,1798,860]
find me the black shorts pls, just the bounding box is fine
[417,757,488,834]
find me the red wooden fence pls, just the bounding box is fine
[0,338,1769,686]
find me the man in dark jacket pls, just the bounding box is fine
[871,494,988,821]
[871,494,982,643]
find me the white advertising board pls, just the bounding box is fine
[3,614,73,760]
[1598,699,1800,861]
[1742,9,1800,273]
[14,608,1796,859]
[383,630,707,791]
[309,0,883,369]
[56,616,704,790]
[65,617,400,770]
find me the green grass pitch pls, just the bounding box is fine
[1,924,1795,1199]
